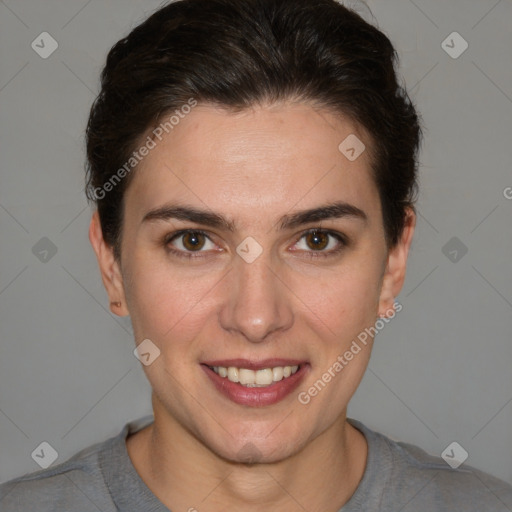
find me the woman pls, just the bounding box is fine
[1,0,511,510]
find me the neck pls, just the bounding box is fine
[127,400,367,511]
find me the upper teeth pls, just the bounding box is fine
[211,365,299,387]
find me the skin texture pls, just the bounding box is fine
[89,101,415,511]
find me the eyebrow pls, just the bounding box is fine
[141,201,367,231]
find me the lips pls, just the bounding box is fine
[200,359,310,407]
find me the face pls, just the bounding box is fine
[90,102,414,463]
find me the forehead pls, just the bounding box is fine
[124,102,381,226]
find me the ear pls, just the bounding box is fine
[88,210,129,316]
[377,208,416,317]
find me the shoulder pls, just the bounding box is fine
[391,438,512,510]
[349,418,512,511]
[0,415,154,511]
[0,415,152,512]
[0,438,115,512]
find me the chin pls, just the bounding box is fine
[203,422,309,465]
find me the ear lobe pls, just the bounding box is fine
[378,208,416,317]
[88,210,129,316]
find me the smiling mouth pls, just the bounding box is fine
[201,361,309,406]
[207,364,301,387]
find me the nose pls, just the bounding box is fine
[219,253,294,343]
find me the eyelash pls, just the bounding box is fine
[163,228,348,260]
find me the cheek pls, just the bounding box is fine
[291,260,383,341]
[123,254,222,344]
[293,268,380,415]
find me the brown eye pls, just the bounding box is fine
[164,229,220,259]
[292,229,347,258]
[164,229,219,259]
[181,231,206,251]
[304,230,329,251]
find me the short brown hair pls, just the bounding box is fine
[85,0,422,260]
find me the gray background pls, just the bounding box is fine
[1,0,511,488]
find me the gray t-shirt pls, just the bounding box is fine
[1,415,511,511]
